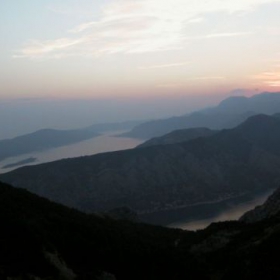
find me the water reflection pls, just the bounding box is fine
[169,190,274,231]
[0,131,143,173]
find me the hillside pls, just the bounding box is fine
[240,187,280,223]
[2,115,280,224]
[2,180,280,279]
[121,111,253,139]
[0,181,191,280]
[137,127,216,148]
[123,92,280,139]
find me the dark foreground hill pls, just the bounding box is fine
[2,114,280,224]
[123,92,280,139]
[2,180,280,280]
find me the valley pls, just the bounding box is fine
[2,110,280,227]
[3,1,280,277]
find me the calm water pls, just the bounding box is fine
[0,131,143,173]
[168,190,274,231]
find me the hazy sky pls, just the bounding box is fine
[1,0,280,101]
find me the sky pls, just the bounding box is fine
[1,0,280,137]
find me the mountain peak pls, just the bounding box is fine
[236,114,280,130]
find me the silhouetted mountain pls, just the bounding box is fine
[0,120,143,161]
[123,92,280,139]
[86,120,145,132]
[2,180,280,279]
[137,127,216,148]
[215,96,249,113]
[240,187,280,223]
[2,114,280,225]
[105,206,140,222]
[121,112,254,139]
[213,92,280,114]
[2,157,37,169]
[0,128,99,161]
[234,114,280,156]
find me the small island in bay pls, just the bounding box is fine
[2,157,37,169]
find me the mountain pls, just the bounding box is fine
[0,128,99,161]
[121,111,254,139]
[2,157,37,169]
[137,127,216,148]
[0,180,192,280]
[2,180,280,279]
[86,120,145,132]
[0,120,143,162]
[123,92,280,139]
[2,114,280,225]
[214,92,280,114]
[240,187,280,223]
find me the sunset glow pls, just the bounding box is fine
[1,0,280,100]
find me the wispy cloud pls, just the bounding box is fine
[187,76,226,81]
[13,38,85,59]
[188,17,204,23]
[69,22,98,33]
[264,81,280,87]
[139,61,190,70]
[156,83,183,88]
[204,32,252,38]
[263,72,280,76]
[47,4,97,18]
[15,0,280,59]
[156,76,226,88]
[252,71,280,87]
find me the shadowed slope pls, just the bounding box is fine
[1,115,280,220]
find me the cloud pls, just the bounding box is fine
[264,81,280,87]
[139,61,190,69]
[252,71,280,87]
[156,83,183,88]
[14,38,85,59]
[157,77,226,88]
[186,76,226,81]
[188,17,204,23]
[69,22,98,33]
[15,0,280,59]
[204,32,252,38]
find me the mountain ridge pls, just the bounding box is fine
[2,114,280,224]
[240,187,280,223]
[123,92,280,139]
[137,127,216,148]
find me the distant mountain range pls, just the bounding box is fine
[0,120,143,161]
[123,92,280,139]
[3,92,280,279]
[2,157,37,169]
[2,92,280,161]
[2,114,280,224]
[2,180,280,279]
